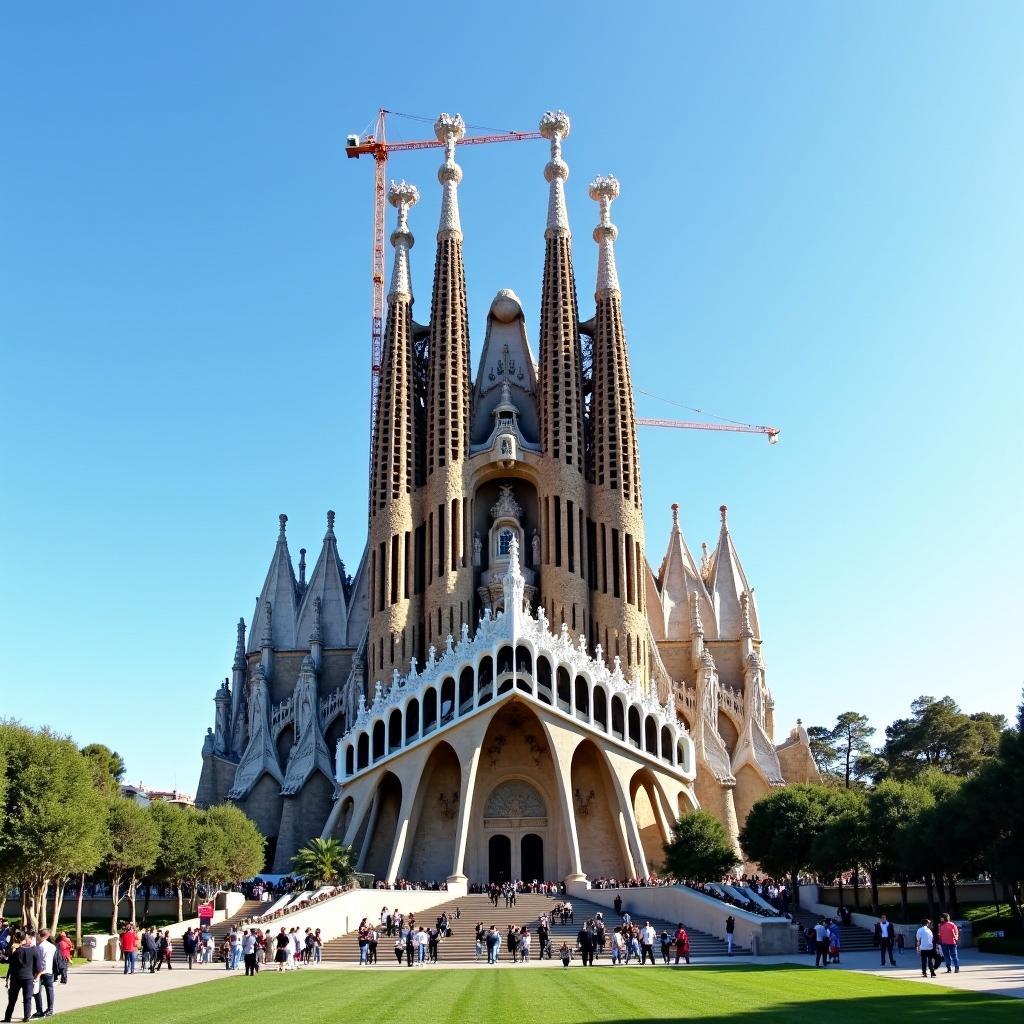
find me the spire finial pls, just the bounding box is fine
[720,504,728,527]
[434,113,465,241]
[261,601,273,646]
[387,180,419,301]
[298,548,307,587]
[539,110,571,238]
[740,590,753,638]
[326,509,336,535]
[233,617,246,670]
[278,513,288,537]
[671,502,680,528]
[589,174,621,296]
[310,595,322,645]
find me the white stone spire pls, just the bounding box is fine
[434,113,465,241]
[539,110,571,238]
[232,617,246,671]
[387,180,419,302]
[589,174,621,296]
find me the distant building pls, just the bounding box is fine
[121,782,195,808]
[197,111,818,878]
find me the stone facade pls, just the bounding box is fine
[196,110,818,877]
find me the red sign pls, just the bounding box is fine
[198,902,214,921]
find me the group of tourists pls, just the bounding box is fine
[806,918,844,967]
[118,924,174,973]
[2,925,70,1022]
[243,886,349,926]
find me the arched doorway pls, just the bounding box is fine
[520,833,543,882]
[488,834,512,884]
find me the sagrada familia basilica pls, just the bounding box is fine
[197,111,818,880]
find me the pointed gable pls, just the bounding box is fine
[247,513,299,652]
[659,503,717,640]
[707,504,759,640]
[296,510,349,649]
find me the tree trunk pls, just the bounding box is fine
[51,879,67,933]
[111,872,122,934]
[899,873,909,924]
[142,883,151,925]
[128,875,137,924]
[934,873,947,915]
[1003,880,1023,929]
[869,867,879,914]
[791,868,801,909]
[947,875,960,918]
[990,876,1002,921]
[176,883,184,922]
[852,867,861,909]
[75,875,86,955]
[924,872,937,926]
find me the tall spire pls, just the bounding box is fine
[587,173,646,681]
[296,509,350,649]
[589,175,641,506]
[535,109,588,637]
[708,504,760,639]
[233,617,246,671]
[371,181,420,517]
[425,113,471,475]
[247,513,299,652]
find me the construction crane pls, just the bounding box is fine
[345,109,542,441]
[637,417,780,444]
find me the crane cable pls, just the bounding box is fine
[636,387,773,431]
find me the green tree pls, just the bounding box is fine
[0,722,108,931]
[880,695,1007,781]
[204,804,265,886]
[662,811,738,883]
[739,784,850,907]
[104,797,159,931]
[291,837,355,888]
[80,743,126,795]
[149,802,202,921]
[809,788,867,908]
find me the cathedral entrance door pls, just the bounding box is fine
[520,833,543,882]
[488,834,512,884]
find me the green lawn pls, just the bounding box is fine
[55,965,1018,1024]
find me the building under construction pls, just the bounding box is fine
[196,110,818,879]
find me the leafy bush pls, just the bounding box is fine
[976,931,1024,956]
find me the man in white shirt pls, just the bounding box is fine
[915,919,937,978]
[34,928,58,1018]
[813,919,830,967]
[640,922,657,965]
[874,914,896,966]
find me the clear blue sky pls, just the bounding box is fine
[2,2,1021,793]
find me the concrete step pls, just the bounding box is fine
[323,892,746,963]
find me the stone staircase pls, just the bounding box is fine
[324,892,746,963]
[791,909,876,953]
[169,900,264,964]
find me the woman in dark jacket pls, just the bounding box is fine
[4,930,39,1023]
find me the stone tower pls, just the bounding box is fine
[535,110,589,638]
[422,113,475,653]
[586,176,649,685]
[369,181,421,684]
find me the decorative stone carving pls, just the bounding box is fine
[539,110,571,236]
[282,656,335,795]
[490,484,523,521]
[589,174,621,295]
[388,179,419,301]
[473,531,482,567]
[229,666,283,798]
[435,113,465,240]
[531,529,540,568]
[484,780,546,819]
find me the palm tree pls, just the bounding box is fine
[290,838,355,888]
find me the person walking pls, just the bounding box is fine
[916,919,937,978]
[182,927,197,970]
[577,923,595,967]
[674,924,690,965]
[243,930,258,976]
[813,919,830,967]
[725,915,735,956]
[141,927,158,972]
[828,919,841,964]
[274,929,289,972]
[3,930,38,1024]
[156,931,173,970]
[55,932,72,986]
[937,914,960,974]
[32,928,57,1020]
[640,921,656,965]
[486,926,500,965]
[119,923,138,975]
[874,914,897,966]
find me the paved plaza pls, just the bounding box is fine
[42,947,1024,1016]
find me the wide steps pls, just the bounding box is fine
[791,909,876,952]
[323,892,745,963]
[169,899,264,963]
